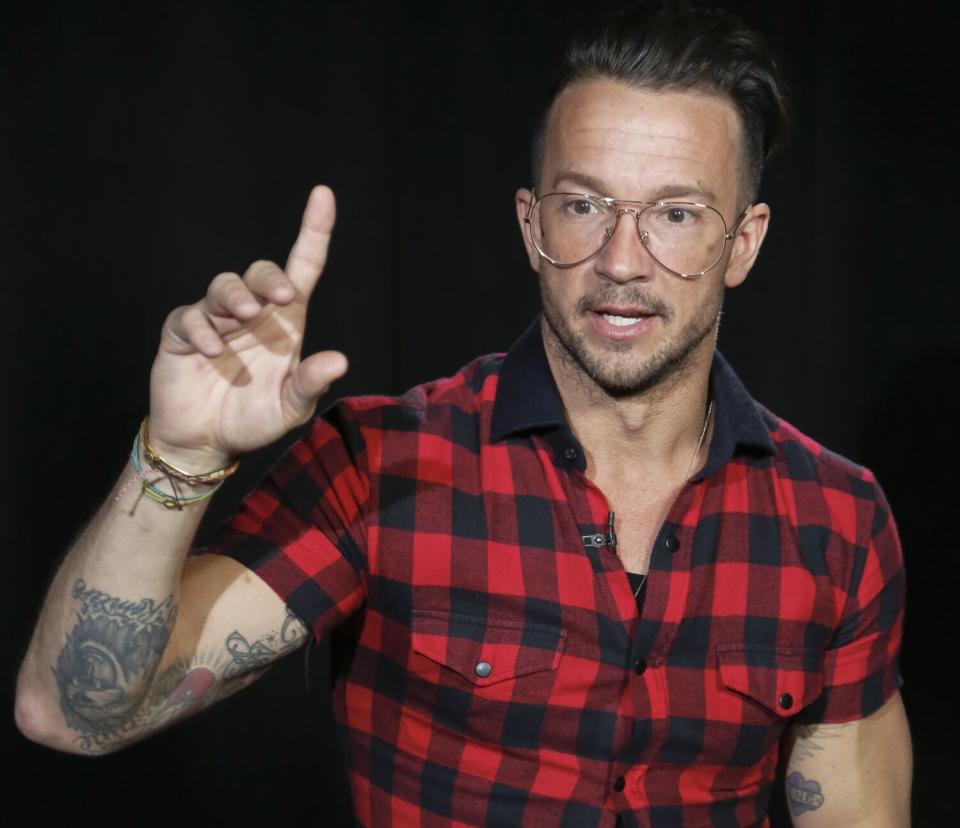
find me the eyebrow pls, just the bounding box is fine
[551,171,719,205]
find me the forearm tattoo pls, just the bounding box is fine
[53,580,176,743]
[53,579,306,753]
[224,611,303,678]
[786,771,825,815]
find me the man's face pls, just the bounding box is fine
[517,79,768,397]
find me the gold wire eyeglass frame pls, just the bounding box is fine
[523,192,751,279]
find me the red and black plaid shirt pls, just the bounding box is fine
[214,318,904,827]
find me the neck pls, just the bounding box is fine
[542,320,715,475]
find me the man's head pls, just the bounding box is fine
[516,2,787,399]
[532,1,789,205]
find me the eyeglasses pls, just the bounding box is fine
[523,192,750,279]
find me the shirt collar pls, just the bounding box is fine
[490,316,775,471]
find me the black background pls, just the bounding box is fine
[4,1,957,825]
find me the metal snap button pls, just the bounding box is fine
[474,661,492,678]
[778,692,794,709]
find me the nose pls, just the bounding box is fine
[594,208,658,283]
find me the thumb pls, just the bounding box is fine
[281,350,349,424]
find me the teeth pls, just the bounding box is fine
[602,313,644,326]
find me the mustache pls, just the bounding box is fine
[574,286,674,321]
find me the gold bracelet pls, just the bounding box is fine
[139,417,239,484]
[130,429,223,511]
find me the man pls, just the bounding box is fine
[16,3,909,826]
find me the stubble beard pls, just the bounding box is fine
[540,279,723,399]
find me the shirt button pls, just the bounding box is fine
[474,661,492,678]
[613,776,626,792]
[633,658,647,675]
[563,448,577,461]
[663,534,679,553]
[778,692,794,710]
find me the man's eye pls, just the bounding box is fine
[667,207,690,223]
[567,199,597,216]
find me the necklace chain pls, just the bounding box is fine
[632,399,714,599]
[684,399,714,483]
[631,573,648,599]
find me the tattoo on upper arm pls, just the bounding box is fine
[786,771,825,815]
[53,580,308,753]
[783,722,852,817]
[788,721,847,761]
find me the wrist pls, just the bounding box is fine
[143,438,234,477]
[126,418,239,512]
[141,419,235,477]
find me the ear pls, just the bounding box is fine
[723,202,770,289]
[515,187,541,272]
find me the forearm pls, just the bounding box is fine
[15,455,213,754]
[17,186,342,755]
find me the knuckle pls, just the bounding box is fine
[207,272,241,301]
[164,305,187,327]
[289,244,322,268]
[166,304,203,334]
[244,259,282,281]
[181,304,208,329]
[208,271,238,290]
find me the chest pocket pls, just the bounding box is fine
[399,609,566,760]
[411,609,565,687]
[694,643,827,771]
[716,643,824,720]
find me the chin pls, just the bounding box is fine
[586,349,692,397]
[545,308,714,398]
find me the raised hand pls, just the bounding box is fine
[147,185,348,470]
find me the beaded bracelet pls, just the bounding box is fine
[131,430,225,510]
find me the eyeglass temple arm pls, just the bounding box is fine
[724,204,752,240]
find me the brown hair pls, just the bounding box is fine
[532,1,790,202]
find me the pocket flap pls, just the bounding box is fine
[716,644,824,718]
[412,609,565,687]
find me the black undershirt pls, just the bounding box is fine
[626,571,648,617]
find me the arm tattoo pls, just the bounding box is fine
[223,610,305,678]
[788,722,846,761]
[786,771,826,815]
[52,580,176,745]
[53,583,305,753]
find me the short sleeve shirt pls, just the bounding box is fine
[212,318,905,828]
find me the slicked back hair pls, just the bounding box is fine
[532,1,789,204]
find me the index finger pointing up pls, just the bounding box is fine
[284,184,336,294]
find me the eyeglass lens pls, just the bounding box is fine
[531,194,727,275]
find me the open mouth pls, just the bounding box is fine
[588,306,660,338]
[599,312,651,327]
